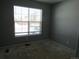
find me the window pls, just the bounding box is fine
[14,6,42,36]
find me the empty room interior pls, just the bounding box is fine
[1,0,79,59]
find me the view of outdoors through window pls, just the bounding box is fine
[14,6,42,36]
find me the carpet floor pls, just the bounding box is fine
[0,40,74,59]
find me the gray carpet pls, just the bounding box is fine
[0,40,74,59]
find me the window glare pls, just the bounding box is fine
[14,6,42,36]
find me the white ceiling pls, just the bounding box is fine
[35,0,64,3]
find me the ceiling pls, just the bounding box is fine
[35,0,64,3]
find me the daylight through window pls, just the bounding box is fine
[14,6,42,36]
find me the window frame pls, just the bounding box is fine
[14,5,42,37]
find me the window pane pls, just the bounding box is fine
[15,21,28,32]
[29,8,42,21]
[14,6,21,15]
[14,6,29,36]
[21,7,28,21]
[29,26,40,32]
[29,22,41,32]
[14,6,22,21]
[14,6,28,21]
[29,8,42,33]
